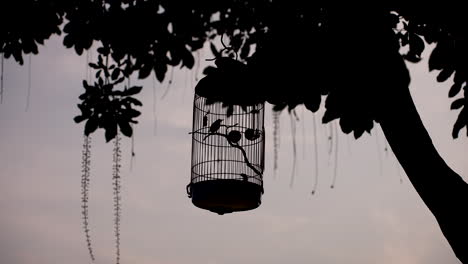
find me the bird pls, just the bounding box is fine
[210,119,223,132]
[227,130,242,143]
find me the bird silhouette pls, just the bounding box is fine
[227,130,242,143]
[245,128,261,141]
[210,119,223,132]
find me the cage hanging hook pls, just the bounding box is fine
[206,33,239,61]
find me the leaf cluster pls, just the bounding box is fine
[397,7,468,138]
[74,53,142,141]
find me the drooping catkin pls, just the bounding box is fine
[81,135,95,262]
[112,133,122,264]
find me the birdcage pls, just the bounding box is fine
[187,93,265,215]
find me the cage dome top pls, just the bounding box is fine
[195,57,265,107]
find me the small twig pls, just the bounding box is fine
[220,34,228,49]
[206,34,239,61]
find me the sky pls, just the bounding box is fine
[0,35,466,264]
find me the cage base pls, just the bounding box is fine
[190,179,262,215]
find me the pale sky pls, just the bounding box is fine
[0,36,466,264]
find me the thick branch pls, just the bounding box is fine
[379,87,468,263]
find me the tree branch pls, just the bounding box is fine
[379,86,468,264]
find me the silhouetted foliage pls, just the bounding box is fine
[2,3,466,140]
[1,2,467,263]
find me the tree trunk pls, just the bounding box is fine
[379,86,468,263]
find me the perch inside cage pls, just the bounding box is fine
[188,93,265,215]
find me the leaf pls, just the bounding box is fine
[78,93,87,100]
[138,64,152,79]
[123,63,133,77]
[339,116,352,134]
[353,128,365,139]
[210,119,223,133]
[437,68,454,82]
[399,32,409,47]
[210,43,220,58]
[203,66,217,75]
[450,98,464,110]
[227,130,242,143]
[230,34,243,51]
[124,86,142,96]
[103,67,110,78]
[98,55,104,67]
[63,34,74,48]
[84,117,98,136]
[36,37,44,45]
[155,63,167,82]
[75,45,84,56]
[105,122,118,142]
[304,94,321,113]
[74,115,87,123]
[168,48,181,66]
[114,77,125,85]
[182,48,195,69]
[126,109,141,118]
[272,103,287,112]
[12,48,23,65]
[111,68,121,80]
[89,63,100,69]
[449,83,462,98]
[215,57,243,71]
[363,118,374,133]
[97,46,110,56]
[322,109,339,123]
[452,108,466,139]
[190,37,205,50]
[123,97,142,106]
[83,80,92,90]
[113,90,124,96]
[102,83,113,93]
[403,53,421,63]
[240,43,251,59]
[429,40,451,71]
[409,33,425,57]
[205,97,217,105]
[454,70,465,84]
[226,105,234,117]
[118,121,133,137]
[77,103,89,113]
[203,116,208,126]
